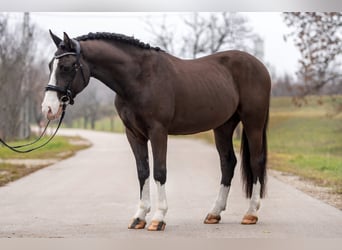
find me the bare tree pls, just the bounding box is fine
[146,12,263,59]
[146,15,176,55]
[64,78,116,130]
[0,13,47,140]
[0,14,28,140]
[271,73,295,97]
[283,12,342,97]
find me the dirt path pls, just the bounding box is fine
[0,129,341,238]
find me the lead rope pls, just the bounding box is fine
[0,104,66,153]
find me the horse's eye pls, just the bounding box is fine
[59,65,72,73]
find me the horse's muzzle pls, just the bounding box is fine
[46,105,63,121]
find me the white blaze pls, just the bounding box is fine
[41,59,60,118]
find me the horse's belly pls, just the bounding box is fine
[168,108,234,135]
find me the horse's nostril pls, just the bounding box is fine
[45,105,63,121]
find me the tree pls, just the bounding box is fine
[283,12,342,97]
[0,14,31,140]
[0,13,47,140]
[147,12,263,59]
[63,78,116,130]
[272,73,295,97]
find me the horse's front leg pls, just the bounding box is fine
[147,125,168,231]
[126,129,151,230]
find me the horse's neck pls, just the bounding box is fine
[82,41,141,97]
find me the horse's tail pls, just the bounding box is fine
[240,111,268,198]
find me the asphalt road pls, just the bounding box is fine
[0,129,341,238]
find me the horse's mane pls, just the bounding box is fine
[75,32,162,52]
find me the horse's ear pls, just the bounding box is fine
[49,30,62,48]
[63,32,76,51]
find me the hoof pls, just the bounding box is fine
[128,218,146,229]
[204,213,221,224]
[241,214,258,225]
[147,220,166,231]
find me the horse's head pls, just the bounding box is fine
[42,31,91,120]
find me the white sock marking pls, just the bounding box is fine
[152,181,168,222]
[42,59,60,118]
[247,180,261,215]
[134,178,151,220]
[210,185,230,215]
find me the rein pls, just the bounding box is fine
[0,104,66,153]
[0,39,85,153]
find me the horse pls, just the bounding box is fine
[42,31,271,231]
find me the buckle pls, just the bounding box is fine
[60,95,71,105]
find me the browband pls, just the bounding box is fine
[54,39,80,60]
[54,52,77,59]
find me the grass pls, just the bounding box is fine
[268,96,342,193]
[0,136,90,159]
[67,116,125,133]
[0,162,48,186]
[0,135,91,186]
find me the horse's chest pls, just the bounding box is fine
[115,100,164,137]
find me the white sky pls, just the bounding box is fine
[242,12,300,77]
[12,12,300,78]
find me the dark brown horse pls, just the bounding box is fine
[42,31,271,231]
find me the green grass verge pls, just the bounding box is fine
[268,96,342,193]
[0,136,90,159]
[0,135,91,186]
[66,116,125,133]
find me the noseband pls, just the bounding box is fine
[45,39,87,105]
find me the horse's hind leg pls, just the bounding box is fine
[241,180,261,225]
[204,114,240,224]
[240,111,268,225]
[126,129,151,230]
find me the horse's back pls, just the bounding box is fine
[214,50,271,115]
[164,50,270,134]
[205,50,271,89]
[169,50,270,95]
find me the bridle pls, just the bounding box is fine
[45,39,87,106]
[0,39,87,153]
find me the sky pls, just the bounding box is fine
[9,12,300,78]
[242,12,300,77]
